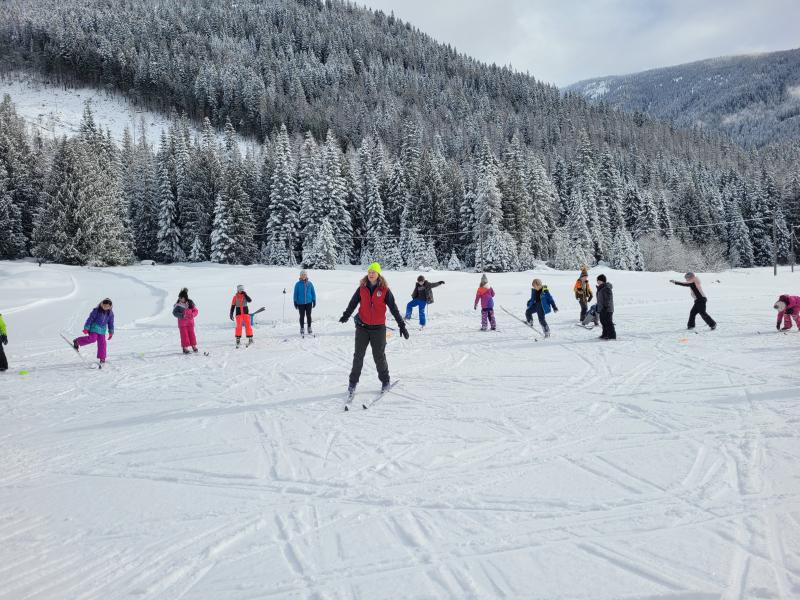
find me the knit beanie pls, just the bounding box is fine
[479,273,488,286]
[596,274,607,283]
[775,300,787,312]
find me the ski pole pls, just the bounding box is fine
[282,288,286,323]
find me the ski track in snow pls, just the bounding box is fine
[1,262,800,599]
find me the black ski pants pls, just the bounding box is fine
[525,304,550,333]
[688,298,716,329]
[349,324,389,386]
[0,343,7,371]
[599,310,616,339]
[578,299,588,322]
[297,303,313,329]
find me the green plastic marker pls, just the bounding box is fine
[19,370,29,376]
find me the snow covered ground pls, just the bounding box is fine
[1,260,799,599]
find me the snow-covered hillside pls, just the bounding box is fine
[0,72,257,152]
[2,261,799,599]
[565,47,800,147]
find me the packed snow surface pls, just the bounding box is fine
[1,261,799,599]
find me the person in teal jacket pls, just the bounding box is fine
[0,313,8,371]
[293,270,317,335]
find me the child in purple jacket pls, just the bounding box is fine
[473,274,496,331]
[73,298,115,363]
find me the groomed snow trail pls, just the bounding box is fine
[1,262,799,599]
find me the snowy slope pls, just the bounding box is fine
[0,72,258,152]
[565,47,800,147]
[1,261,800,599]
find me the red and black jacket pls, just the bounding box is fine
[343,282,405,328]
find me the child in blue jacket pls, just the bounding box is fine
[525,279,558,338]
[293,270,317,335]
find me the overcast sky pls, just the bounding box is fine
[358,0,800,86]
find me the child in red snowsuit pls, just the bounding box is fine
[774,294,800,330]
[229,284,254,347]
[174,288,199,353]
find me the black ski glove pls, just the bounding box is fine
[313,301,316,308]
[399,324,409,339]
[339,315,349,324]
[777,322,781,330]
[0,334,7,345]
[294,303,298,309]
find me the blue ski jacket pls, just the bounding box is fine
[527,286,557,315]
[293,280,317,306]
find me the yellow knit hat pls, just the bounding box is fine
[367,262,382,275]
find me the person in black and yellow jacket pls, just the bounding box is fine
[0,313,8,371]
[573,266,593,323]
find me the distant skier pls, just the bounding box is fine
[73,298,115,363]
[525,278,558,338]
[573,267,593,323]
[0,313,8,372]
[173,288,199,353]
[405,275,445,330]
[773,294,800,330]
[670,272,716,331]
[474,274,496,331]
[293,270,317,336]
[596,274,616,340]
[339,262,408,395]
[230,284,254,347]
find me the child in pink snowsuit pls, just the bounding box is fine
[774,294,800,330]
[174,288,199,353]
[74,298,115,362]
[473,274,496,331]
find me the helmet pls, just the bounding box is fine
[236,284,245,293]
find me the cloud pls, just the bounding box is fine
[357,0,800,85]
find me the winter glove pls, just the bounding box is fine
[82,329,89,335]
[294,303,298,309]
[230,315,234,321]
[0,334,7,345]
[553,307,559,313]
[399,324,409,339]
[108,332,114,340]
[313,301,316,308]
[339,315,349,324]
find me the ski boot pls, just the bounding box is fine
[246,336,254,347]
[192,346,198,353]
[235,336,241,348]
[72,338,80,351]
[307,327,313,335]
[381,381,391,393]
[300,327,305,336]
[182,348,191,354]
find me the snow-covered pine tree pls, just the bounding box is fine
[156,133,185,262]
[525,155,556,260]
[566,188,595,265]
[500,133,531,246]
[447,250,463,271]
[303,217,337,269]
[320,131,353,262]
[598,151,626,236]
[0,164,26,259]
[189,234,206,262]
[724,192,755,267]
[182,118,223,258]
[655,190,673,237]
[297,131,322,258]
[264,124,299,265]
[747,181,774,266]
